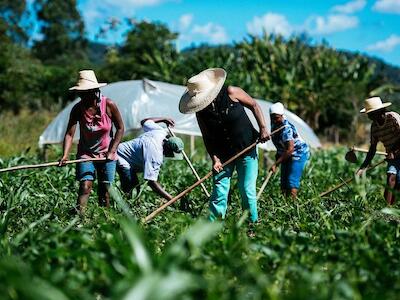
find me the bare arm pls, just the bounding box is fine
[359,142,377,170]
[277,140,294,165]
[140,117,175,127]
[270,140,294,173]
[107,99,124,159]
[147,180,173,200]
[227,86,269,142]
[59,105,79,166]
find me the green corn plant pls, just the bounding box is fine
[1,148,400,299]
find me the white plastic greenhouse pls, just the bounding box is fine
[39,79,321,151]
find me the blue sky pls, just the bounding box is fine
[77,0,400,66]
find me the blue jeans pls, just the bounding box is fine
[387,158,400,184]
[209,147,258,222]
[280,152,309,189]
[76,160,116,183]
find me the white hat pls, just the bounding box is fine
[69,70,107,91]
[269,102,285,115]
[360,96,391,113]
[179,68,227,114]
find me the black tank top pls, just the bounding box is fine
[196,86,258,162]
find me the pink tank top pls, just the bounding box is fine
[77,95,114,159]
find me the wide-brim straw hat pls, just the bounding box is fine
[360,96,391,113]
[179,68,227,114]
[69,70,107,91]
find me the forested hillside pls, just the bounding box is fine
[1,0,400,140]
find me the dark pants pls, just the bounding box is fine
[117,165,139,195]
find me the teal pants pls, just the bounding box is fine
[209,147,259,222]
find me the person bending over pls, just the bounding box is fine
[117,117,184,200]
[356,97,400,205]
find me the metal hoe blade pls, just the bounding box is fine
[345,149,358,164]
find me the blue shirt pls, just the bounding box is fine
[271,119,309,159]
[117,120,167,181]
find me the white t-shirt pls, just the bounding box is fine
[117,120,167,181]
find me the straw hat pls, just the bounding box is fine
[360,96,391,113]
[69,70,107,91]
[179,68,227,114]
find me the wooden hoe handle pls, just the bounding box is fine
[167,127,210,198]
[319,159,386,197]
[0,157,107,173]
[257,170,274,199]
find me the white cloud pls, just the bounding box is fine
[332,0,366,14]
[306,14,359,35]
[79,0,175,40]
[192,22,228,43]
[367,34,400,52]
[373,0,400,13]
[179,14,193,31]
[80,0,171,26]
[246,13,293,37]
[83,9,102,27]
[246,12,358,38]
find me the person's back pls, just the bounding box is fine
[271,118,309,159]
[117,120,166,178]
[116,118,183,200]
[370,111,400,153]
[357,97,400,205]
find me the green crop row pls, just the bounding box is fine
[0,148,399,299]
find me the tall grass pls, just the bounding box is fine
[0,110,57,158]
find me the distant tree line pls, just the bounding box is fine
[1,0,400,139]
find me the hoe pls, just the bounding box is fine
[320,146,386,197]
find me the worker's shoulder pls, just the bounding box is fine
[70,102,81,118]
[142,120,165,132]
[105,97,117,109]
[387,111,400,118]
[386,111,400,124]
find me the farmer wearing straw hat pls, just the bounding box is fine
[116,117,184,200]
[356,96,400,205]
[59,70,124,214]
[179,68,269,224]
[269,102,310,198]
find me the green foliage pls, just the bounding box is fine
[0,39,94,112]
[0,110,56,157]
[0,43,45,112]
[0,0,94,113]
[32,0,87,63]
[0,0,399,142]
[0,0,28,44]
[232,35,375,136]
[166,34,378,141]
[177,45,238,83]
[1,148,400,299]
[100,21,179,82]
